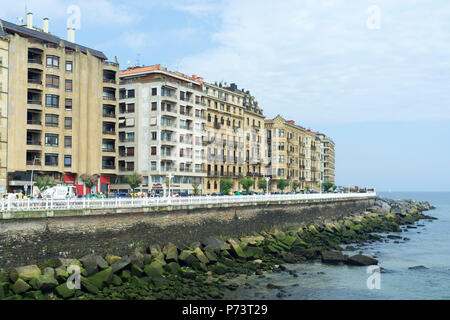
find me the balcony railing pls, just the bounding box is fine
[27,100,42,105]
[27,140,41,145]
[28,79,42,84]
[102,148,115,153]
[27,120,42,125]
[103,79,116,84]
[103,96,116,101]
[26,160,42,166]
[103,112,116,118]
[103,130,116,135]
[102,164,116,170]
[28,58,42,64]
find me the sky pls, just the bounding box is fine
[1,0,449,191]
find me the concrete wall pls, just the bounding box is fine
[0,197,374,269]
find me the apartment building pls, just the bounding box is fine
[265,115,325,192]
[0,29,8,193]
[0,14,119,194]
[322,136,335,184]
[113,65,207,195]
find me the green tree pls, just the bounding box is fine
[322,182,334,192]
[220,179,233,195]
[240,178,254,193]
[34,175,56,192]
[80,174,99,191]
[125,173,143,192]
[192,181,201,195]
[277,179,289,192]
[258,179,268,193]
[292,181,301,193]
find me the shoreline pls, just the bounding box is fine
[0,197,436,300]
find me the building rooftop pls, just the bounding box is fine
[0,18,108,60]
[120,64,204,83]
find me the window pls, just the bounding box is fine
[65,80,72,92]
[45,114,59,127]
[151,132,157,140]
[64,155,72,167]
[152,88,157,96]
[127,89,135,98]
[65,98,72,111]
[151,146,157,155]
[64,136,72,148]
[151,102,157,111]
[64,117,72,129]
[46,55,59,68]
[65,61,72,73]
[151,161,157,171]
[46,94,59,108]
[45,134,58,147]
[46,75,59,88]
[45,154,58,166]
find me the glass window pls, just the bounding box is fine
[46,94,59,108]
[65,98,72,110]
[65,61,72,73]
[64,117,72,129]
[64,136,72,148]
[45,75,59,88]
[46,55,59,68]
[64,155,72,167]
[45,154,58,166]
[65,80,72,92]
[45,134,58,147]
[152,88,157,96]
[45,114,59,127]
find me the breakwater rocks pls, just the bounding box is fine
[0,197,435,300]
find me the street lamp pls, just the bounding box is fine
[30,156,41,197]
[166,173,173,198]
[265,176,270,195]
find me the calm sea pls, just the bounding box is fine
[227,192,450,300]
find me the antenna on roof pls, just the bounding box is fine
[136,53,141,67]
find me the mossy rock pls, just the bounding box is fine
[112,274,123,286]
[281,235,297,247]
[244,246,264,259]
[80,276,100,294]
[10,265,42,282]
[144,261,164,279]
[164,262,181,275]
[24,290,46,300]
[29,274,58,291]
[0,282,10,299]
[11,278,31,294]
[39,258,62,270]
[204,249,218,262]
[121,270,131,280]
[228,239,247,259]
[209,263,228,275]
[105,254,121,265]
[55,267,69,282]
[87,267,113,290]
[1,294,23,300]
[193,248,210,264]
[131,264,145,277]
[55,283,76,299]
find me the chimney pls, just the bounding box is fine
[27,12,33,29]
[67,28,75,43]
[43,18,49,33]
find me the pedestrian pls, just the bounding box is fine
[18,190,23,199]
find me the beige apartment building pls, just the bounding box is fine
[323,136,336,184]
[0,14,119,194]
[203,82,267,194]
[0,29,8,194]
[113,65,207,195]
[265,115,329,192]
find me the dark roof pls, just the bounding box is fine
[0,19,108,60]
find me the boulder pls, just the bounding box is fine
[193,247,210,264]
[105,254,121,265]
[240,235,265,247]
[190,241,202,249]
[24,290,46,300]
[129,252,145,269]
[58,258,82,268]
[228,239,247,259]
[87,267,113,290]
[10,265,42,282]
[0,269,9,282]
[80,276,100,294]
[321,251,347,264]
[130,264,145,277]
[0,282,9,299]
[11,278,31,294]
[292,249,319,260]
[408,265,429,270]
[149,244,165,261]
[54,267,69,282]
[244,246,264,259]
[165,245,179,263]
[346,254,378,266]
[29,275,59,291]
[144,261,164,278]
[165,262,181,275]
[142,254,153,265]
[178,250,199,267]
[43,267,55,278]
[112,275,123,286]
[54,283,75,299]
[111,257,131,274]
[203,237,230,253]
[204,248,218,262]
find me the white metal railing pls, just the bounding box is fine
[0,192,376,214]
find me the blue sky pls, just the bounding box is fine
[1,0,449,191]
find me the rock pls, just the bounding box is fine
[150,244,165,261]
[105,254,121,265]
[226,283,239,291]
[43,267,55,278]
[165,245,179,263]
[55,283,75,299]
[142,254,153,265]
[80,276,100,294]
[228,239,247,259]
[203,237,230,253]
[112,274,122,286]
[280,253,303,264]
[144,261,164,278]
[190,241,202,249]
[24,290,46,300]
[321,251,347,264]
[408,265,429,270]
[210,263,228,275]
[178,250,199,267]
[111,257,131,274]
[58,258,82,268]
[11,278,31,294]
[0,269,9,282]
[54,267,69,282]
[87,267,113,290]
[387,235,402,240]
[10,265,42,282]
[346,254,378,266]
[0,282,9,299]
[293,249,319,260]
[204,248,218,262]
[29,275,59,291]
[130,264,145,277]
[345,246,358,251]
[129,252,145,269]
[165,262,181,275]
[193,247,210,264]
[244,246,264,259]
[267,283,284,290]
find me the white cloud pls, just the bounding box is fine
[177,0,450,124]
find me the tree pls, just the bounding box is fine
[258,179,268,193]
[277,179,290,192]
[34,175,56,192]
[192,181,201,195]
[292,181,301,193]
[322,182,334,192]
[220,179,233,195]
[125,173,143,192]
[80,174,99,192]
[240,178,253,193]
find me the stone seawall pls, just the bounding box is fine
[0,198,374,269]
